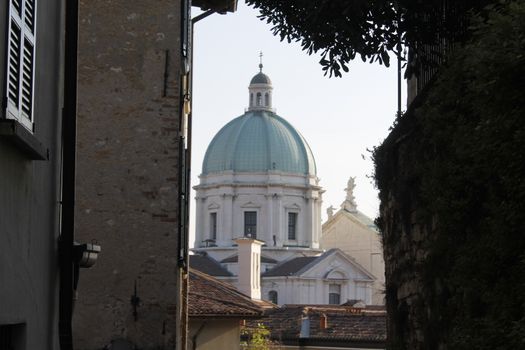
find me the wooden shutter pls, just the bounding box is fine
[5,0,36,131]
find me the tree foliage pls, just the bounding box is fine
[374,1,525,348]
[246,0,495,77]
[241,323,278,350]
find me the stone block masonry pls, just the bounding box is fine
[73,1,184,349]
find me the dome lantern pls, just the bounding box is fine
[248,52,273,112]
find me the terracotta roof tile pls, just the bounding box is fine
[189,269,270,318]
[246,305,386,343]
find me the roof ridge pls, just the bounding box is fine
[190,268,260,305]
[191,291,263,313]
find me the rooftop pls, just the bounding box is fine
[201,110,317,176]
[190,253,232,277]
[245,304,386,347]
[189,269,273,318]
[221,254,277,264]
[261,256,318,277]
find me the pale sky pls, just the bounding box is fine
[190,2,406,248]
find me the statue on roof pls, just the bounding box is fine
[327,205,335,219]
[342,176,357,212]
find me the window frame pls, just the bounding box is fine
[209,212,217,240]
[268,290,278,304]
[244,211,257,238]
[287,212,298,240]
[5,0,37,132]
[328,284,341,305]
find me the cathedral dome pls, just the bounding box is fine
[202,110,317,176]
[250,72,271,85]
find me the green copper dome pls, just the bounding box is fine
[202,110,317,176]
[250,72,272,85]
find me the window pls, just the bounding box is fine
[250,93,254,106]
[264,93,269,106]
[268,290,278,304]
[210,212,217,240]
[5,0,36,131]
[328,284,341,305]
[288,212,297,240]
[0,323,25,350]
[256,92,262,106]
[244,211,257,237]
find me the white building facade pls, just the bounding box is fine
[192,66,376,306]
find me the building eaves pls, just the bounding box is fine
[189,269,268,318]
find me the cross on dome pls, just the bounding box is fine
[259,51,263,72]
[248,53,273,111]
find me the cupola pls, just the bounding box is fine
[248,53,273,111]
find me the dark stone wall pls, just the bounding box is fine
[374,4,525,348]
[73,1,184,348]
[374,107,441,350]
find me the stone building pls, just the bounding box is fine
[72,1,237,349]
[191,67,377,306]
[0,0,66,348]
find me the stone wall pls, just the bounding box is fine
[374,4,525,347]
[374,106,445,350]
[73,1,184,348]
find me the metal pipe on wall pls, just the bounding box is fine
[59,0,79,348]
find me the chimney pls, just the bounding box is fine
[319,313,328,330]
[235,237,264,300]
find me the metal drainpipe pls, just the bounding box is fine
[178,7,231,349]
[191,322,207,350]
[59,0,79,348]
[174,9,217,350]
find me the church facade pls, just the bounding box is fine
[191,65,380,306]
[321,178,386,305]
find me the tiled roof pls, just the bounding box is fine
[262,256,317,277]
[261,248,375,280]
[189,269,271,318]
[221,254,277,264]
[189,253,232,276]
[246,305,386,345]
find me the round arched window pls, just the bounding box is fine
[268,290,278,304]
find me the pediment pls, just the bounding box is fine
[208,202,220,210]
[299,249,375,281]
[284,203,301,211]
[240,201,261,208]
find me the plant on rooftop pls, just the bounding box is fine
[241,323,279,350]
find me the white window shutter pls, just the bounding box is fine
[5,0,36,131]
